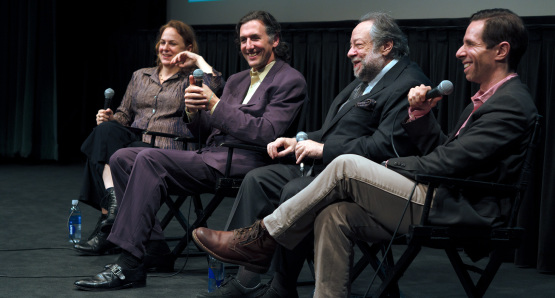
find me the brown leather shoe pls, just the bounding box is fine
[192,220,277,273]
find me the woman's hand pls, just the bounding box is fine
[96,109,114,125]
[171,51,213,74]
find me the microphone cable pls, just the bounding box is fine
[390,106,404,159]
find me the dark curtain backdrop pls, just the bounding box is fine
[1,0,554,274]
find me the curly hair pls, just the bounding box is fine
[235,11,290,62]
[359,12,409,59]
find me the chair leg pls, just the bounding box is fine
[445,245,504,298]
[161,195,187,230]
[352,241,391,283]
[373,242,422,298]
[444,245,480,298]
[474,250,504,297]
[172,193,227,256]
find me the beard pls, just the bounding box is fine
[354,51,384,82]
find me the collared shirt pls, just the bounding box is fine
[362,59,399,95]
[339,59,399,112]
[114,67,223,149]
[408,73,519,123]
[455,73,519,135]
[243,60,276,104]
[187,60,276,119]
[470,73,519,106]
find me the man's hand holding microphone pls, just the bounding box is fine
[266,131,324,176]
[183,69,219,114]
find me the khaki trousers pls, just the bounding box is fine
[263,154,428,297]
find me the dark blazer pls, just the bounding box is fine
[388,77,538,227]
[307,56,431,168]
[187,59,307,177]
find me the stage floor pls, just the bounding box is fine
[1,163,553,297]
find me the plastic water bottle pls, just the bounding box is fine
[208,256,224,292]
[68,200,82,243]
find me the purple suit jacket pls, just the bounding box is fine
[187,59,307,177]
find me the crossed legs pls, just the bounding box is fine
[193,154,428,297]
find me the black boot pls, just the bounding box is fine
[74,230,120,255]
[79,213,107,243]
[74,187,120,255]
[100,187,118,228]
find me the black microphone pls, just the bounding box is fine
[296,131,308,176]
[426,80,454,99]
[193,69,204,87]
[104,88,115,109]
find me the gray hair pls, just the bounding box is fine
[359,12,409,58]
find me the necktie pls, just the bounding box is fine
[339,82,368,111]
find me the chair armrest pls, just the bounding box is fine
[220,143,267,153]
[143,130,186,140]
[217,143,267,177]
[414,174,518,193]
[125,126,196,148]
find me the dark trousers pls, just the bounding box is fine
[224,163,316,295]
[106,147,222,259]
[224,163,319,229]
[78,121,145,210]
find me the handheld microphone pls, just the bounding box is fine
[193,69,204,87]
[296,131,309,176]
[426,80,454,99]
[104,88,115,109]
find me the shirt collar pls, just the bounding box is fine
[148,67,184,83]
[362,59,399,95]
[250,60,276,82]
[471,73,518,104]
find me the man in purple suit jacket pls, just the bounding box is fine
[73,11,307,291]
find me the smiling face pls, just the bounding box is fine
[456,20,500,89]
[347,21,388,82]
[158,27,190,67]
[239,20,278,71]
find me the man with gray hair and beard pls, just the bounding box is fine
[197,12,431,298]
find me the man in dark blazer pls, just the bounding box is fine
[73,11,307,291]
[205,12,431,298]
[191,9,538,297]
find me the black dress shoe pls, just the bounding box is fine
[74,230,120,255]
[144,252,176,272]
[74,264,146,291]
[104,253,176,273]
